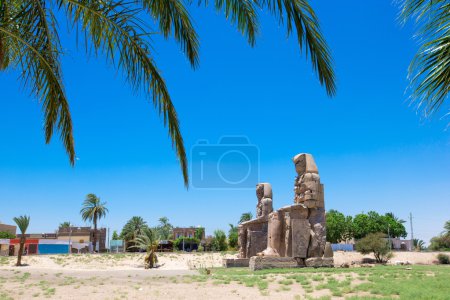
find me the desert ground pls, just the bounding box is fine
[0,251,449,299]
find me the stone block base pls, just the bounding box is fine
[305,257,334,268]
[222,258,250,268]
[249,256,304,271]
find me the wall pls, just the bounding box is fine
[0,224,16,235]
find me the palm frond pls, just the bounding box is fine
[80,193,108,222]
[131,227,157,250]
[62,0,189,186]
[261,0,336,96]
[212,0,259,46]
[138,0,200,67]
[0,0,75,163]
[400,0,450,119]
[13,215,30,234]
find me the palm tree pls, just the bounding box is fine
[444,221,450,235]
[239,212,253,224]
[413,239,426,251]
[132,228,158,269]
[80,194,108,252]
[400,1,450,122]
[59,221,71,229]
[121,216,149,243]
[0,0,335,187]
[13,215,30,266]
[385,212,406,224]
[155,217,173,240]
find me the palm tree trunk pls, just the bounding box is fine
[93,216,97,253]
[16,237,25,266]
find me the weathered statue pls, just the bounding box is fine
[237,183,273,259]
[293,153,324,208]
[257,211,282,257]
[232,153,332,270]
[256,183,273,218]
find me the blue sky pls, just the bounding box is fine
[0,1,448,244]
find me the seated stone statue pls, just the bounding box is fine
[238,183,273,258]
[256,183,273,218]
[237,153,332,268]
[293,153,324,208]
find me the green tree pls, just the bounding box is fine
[353,211,407,239]
[400,1,450,122]
[121,216,149,242]
[211,230,228,251]
[413,239,426,251]
[59,221,71,229]
[444,221,450,235]
[385,212,406,224]
[429,221,450,251]
[383,213,407,239]
[239,212,253,224]
[325,210,354,243]
[194,227,205,241]
[154,217,173,240]
[355,232,392,264]
[0,232,15,239]
[111,230,120,241]
[228,224,238,249]
[131,228,158,269]
[80,194,108,252]
[0,0,335,187]
[13,215,30,266]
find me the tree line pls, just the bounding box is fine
[326,210,407,243]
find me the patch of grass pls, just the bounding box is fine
[15,272,31,283]
[0,257,9,266]
[277,285,291,292]
[278,279,294,285]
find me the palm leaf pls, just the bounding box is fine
[138,0,200,67]
[0,0,75,163]
[13,215,30,234]
[261,0,336,96]
[61,0,189,186]
[400,0,450,119]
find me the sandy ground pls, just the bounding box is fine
[0,251,446,299]
[1,251,444,272]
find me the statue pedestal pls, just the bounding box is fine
[305,257,334,268]
[222,258,250,268]
[249,256,303,271]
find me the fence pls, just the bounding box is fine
[331,243,355,252]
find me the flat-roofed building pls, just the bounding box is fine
[0,224,17,235]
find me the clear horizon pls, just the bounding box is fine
[0,0,449,245]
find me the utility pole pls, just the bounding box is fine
[388,224,392,250]
[410,212,414,251]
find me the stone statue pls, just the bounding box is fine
[232,153,333,270]
[293,153,324,208]
[257,211,282,257]
[308,223,326,257]
[256,183,273,218]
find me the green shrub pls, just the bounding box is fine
[211,230,228,251]
[437,254,450,264]
[356,232,392,263]
[174,237,200,250]
[0,231,15,239]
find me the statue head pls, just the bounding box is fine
[293,153,318,175]
[256,183,272,200]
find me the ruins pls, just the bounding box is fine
[225,153,333,270]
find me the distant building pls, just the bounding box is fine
[12,226,107,254]
[0,223,17,236]
[391,238,413,251]
[172,227,205,252]
[173,227,205,240]
[58,227,107,252]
